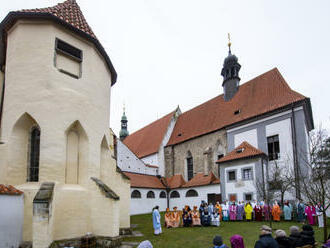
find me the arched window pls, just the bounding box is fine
[28,126,40,182]
[186,189,198,197]
[187,151,193,181]
[159,191,166,198]
[147,191,155,198]
[131,190,141,199]
[170,191,180,198]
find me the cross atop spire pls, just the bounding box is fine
[228,33,232,54]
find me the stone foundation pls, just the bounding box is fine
[49,235,122,248]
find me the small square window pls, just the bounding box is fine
[242,168,253,180]
[244,193,252,201]
[228,170,236,181]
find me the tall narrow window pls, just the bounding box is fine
[187,151,193,181]
[28,127,40,182]
[267,135,280,161]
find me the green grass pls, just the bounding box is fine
[123,213,329,248]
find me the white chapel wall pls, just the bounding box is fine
[169,184,220,210]
[130,188,167,215]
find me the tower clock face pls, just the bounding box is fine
[123,123,127,128]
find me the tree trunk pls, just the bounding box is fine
[323,211,328,243]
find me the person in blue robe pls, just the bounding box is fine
[236,202,244,221]
[152,206,162,235]
[283,202,292,220]
[297,202,305,222]
[182,206,192,227]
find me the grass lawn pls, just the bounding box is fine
[123,213,329,248]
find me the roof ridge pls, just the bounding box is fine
[19,0,96,39]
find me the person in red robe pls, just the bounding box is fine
[263,204,272,221]
[254,203,263,221]
[305,204,316,225]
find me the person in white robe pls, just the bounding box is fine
[152,206,162,235]
[316,204,324,228]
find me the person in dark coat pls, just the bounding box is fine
[212,235,228,248]
[254,225,279,248]
[288,226,303,248]
[202,207,211,226]
[300,224,315,247]
[275,229,292,248]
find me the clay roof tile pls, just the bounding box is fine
[167,68,306,146]
[123,110,176,158]
[123,172,166,189]
[216,141,266,164]
[0,184,24,195]
[182,172,220,188]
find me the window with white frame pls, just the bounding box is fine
[242,168,253,180]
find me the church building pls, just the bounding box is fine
[117,39,314,214]
[0,1,130,247]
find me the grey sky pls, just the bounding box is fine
[1,0,329,135]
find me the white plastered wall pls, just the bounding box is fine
[0,194,24,248]
[234,128,258,148]
[130,188,167,215]
[223,160,257,202]
[117,139,157,175]
[169,184,220,210]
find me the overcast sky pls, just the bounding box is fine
[1,0,330,135]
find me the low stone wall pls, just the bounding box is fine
[49,235,122,248]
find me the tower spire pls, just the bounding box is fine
[221,33,241,101]
[119,104,129,140]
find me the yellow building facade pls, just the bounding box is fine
[0,1,130,247]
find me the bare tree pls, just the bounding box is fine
[294,128,330,243]
[268,161,294,207]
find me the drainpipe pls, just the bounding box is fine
[261,157,266,200]
[0,66,5,144]
[291,105,300,199]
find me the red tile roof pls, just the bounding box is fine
[0,0,117,85]
[0,184,23,195]
[217,141,266,164]
[166,174,186,189]
[19,0,96,38]
[182,172,220,188]
[123,172,166,189]
[123,111,176,158]
[167,68,307,146]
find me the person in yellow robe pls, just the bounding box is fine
[191,206,201,226]
[272,202,281,221]
[215,201,223,220]
[171,206,180,228]
[164,208,173,228]
[244,202,253,221]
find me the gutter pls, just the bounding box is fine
[291,105,300,199]
[0,66,5,144]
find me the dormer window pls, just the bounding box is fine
[234,109,240,115]
[236,148,244,153]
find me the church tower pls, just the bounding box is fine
[119,106,129,140]
[221,34,241,101]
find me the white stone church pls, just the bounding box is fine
[117,41,314,215]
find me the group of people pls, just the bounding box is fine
[161,200,325,230]
[211,224,324,248]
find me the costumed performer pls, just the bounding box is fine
[152,206,162,235]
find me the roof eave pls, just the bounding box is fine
[0,11,117,85]
[217,153,266,165]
